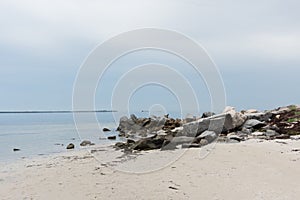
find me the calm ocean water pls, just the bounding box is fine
[0,111,184,164]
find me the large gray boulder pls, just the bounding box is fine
[182,106,247,136]
[222,106,247,130]
[243,119,266,129]
[182,118,210,137]
[117,115,167,135]
[131,137,165,151]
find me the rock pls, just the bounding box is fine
[13,148,20,152]
[127,139,136,144]
[80,140,95,146]
[265,130,279,137]
[244,109,259,114]
[202,112,215,118]
[102,128,111,132]
[241,127,252,135]
[131,137,165,151]
[114,142,128,149]
[222,106,247,130]
[290,135,300,140]
[162,136,195,150]
[182,108,246,137]
[251,132,265,137]
[66,143,75,149]
[130,114,138,122]
[169,136,195,145]
[271,107,290,115]
[182,119,209,137]
[245,112,272,122]
[227,135,243,142]
[182,143,201,148]
[117,115,167,135]
[185,114,196,123]
[199,139,209,146]
[171,127,184,136]
[196,131,217,143]
[107,136,117,140]
[275,134,290,139]
[163,118,182,131]
[243,119,266,129]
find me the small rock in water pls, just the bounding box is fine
[66,143,75,149]
[102,128,111,132]
[80,140,95,146]
[13,148,21,152]
[107,136,117,140]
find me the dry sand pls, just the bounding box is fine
[1,139,300,200]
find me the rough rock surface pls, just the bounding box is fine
[114,105,300,152]
[66,143,75,149]
[80,140,95,146]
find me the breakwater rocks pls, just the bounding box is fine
[114,105,300,152]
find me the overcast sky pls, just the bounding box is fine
[0,0,299,112]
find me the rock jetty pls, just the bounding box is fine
[114,105,300,152]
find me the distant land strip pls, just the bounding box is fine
[0,110,117,114]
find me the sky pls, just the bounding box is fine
[0,0,300,113]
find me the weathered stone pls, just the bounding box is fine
[265,130,279,137]
[227,135,243,142]
[243,119,266,129]
[102,128,111,132]
[199,139,209,146]
[131,138,164,151]
[245,112,272,122]
[66,143,75,149]
[114,142,127,149]
[107,136,117,140]
[182,119,210,137]
[241,127,252,135]
[244,109,259,114]
[202,112,216,118]
[222,106,247,130]
[117,115,167,136]
[271,107,290,115]
[80,140,95,146]
[130,114,138,122]
[185,114,196,123]
[169,136,195,145]
[13,148,21,152]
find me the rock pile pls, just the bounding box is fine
[114,105,300,152]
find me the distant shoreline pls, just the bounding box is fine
[0,110,117,114]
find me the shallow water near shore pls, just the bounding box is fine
[0,112,118,163]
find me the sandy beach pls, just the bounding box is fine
[1,139,300,200]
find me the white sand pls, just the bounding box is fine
[1,139,300,200]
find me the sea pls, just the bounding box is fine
[0,111,184,164]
